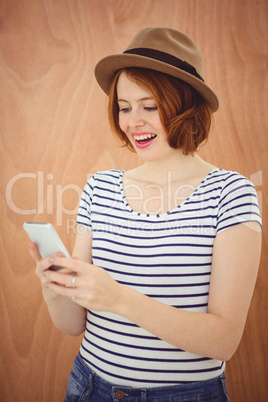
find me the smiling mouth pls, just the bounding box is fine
[134,134,157,144]
[133,134,157,149]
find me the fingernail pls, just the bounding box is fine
[44,282,49,288]
[49,257,55,262]
[42,271,46,277]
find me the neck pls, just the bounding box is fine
[137,152,206,184]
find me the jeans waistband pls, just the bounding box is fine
[76,352,228,401]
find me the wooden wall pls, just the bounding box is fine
[0,0,267,400]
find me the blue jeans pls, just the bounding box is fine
[64,353,229,402]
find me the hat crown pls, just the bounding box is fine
[94,26,219,112]
[125,27,204,78]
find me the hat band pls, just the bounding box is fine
[123,48,204,82]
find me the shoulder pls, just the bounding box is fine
[80,169,123,207]
[92,169,123,180]
[86,169,123,186]
[213,169,258,199]
[208,168,246,181]
[213,169,262,233]
[208,168,260,210]
[197,168,256,202]
[205,168,256,193]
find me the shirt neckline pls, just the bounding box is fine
[118,168,221,218]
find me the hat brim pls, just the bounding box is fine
[94,53,219,113]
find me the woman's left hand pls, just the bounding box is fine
[42,256,122,312]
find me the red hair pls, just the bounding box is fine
[108,68,212,155]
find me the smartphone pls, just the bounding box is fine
[23,222,70,269]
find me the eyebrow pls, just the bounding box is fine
[117,96,155,102]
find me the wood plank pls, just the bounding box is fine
[0,0,267,400]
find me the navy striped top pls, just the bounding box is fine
[76,168,262,387]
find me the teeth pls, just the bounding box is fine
[134,134,156,140]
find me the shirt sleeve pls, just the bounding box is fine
[76,176,95,230]
[216,172,262,234]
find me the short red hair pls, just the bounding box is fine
[108,68,212,156]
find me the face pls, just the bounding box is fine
[117,72,176,162]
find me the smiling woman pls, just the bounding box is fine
[109,68,212,155]
[28,26,262,401]
[117,72,168,158]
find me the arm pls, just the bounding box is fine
[116,221,262,360]
[43,221,261,360]
[29,225,92,336]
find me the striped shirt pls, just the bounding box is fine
[76,168,262,387]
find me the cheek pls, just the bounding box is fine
[118,116,132,144]
[118,116,131,140]
[151,112,165,129]
[118,114,126,132]
[154,117,168,139]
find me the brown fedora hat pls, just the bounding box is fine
[94,27,219,112]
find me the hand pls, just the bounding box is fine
[41,256,122,312]
[28,242,73,302]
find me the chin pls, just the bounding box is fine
[137,148,175,162]
[136,151,160,162]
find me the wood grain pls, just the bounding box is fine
[0,0,267,400]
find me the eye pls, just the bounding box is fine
[119,107,131,113]
[144,106,158,111]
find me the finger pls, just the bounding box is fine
[49,254,72,273]
[44,272,82,304]
[45,280,79,299]
[48,256,86,274]
[28,243,67,274]
[50,255,79,274]
[44,279,87,306]
[44,269,78,288]
[35,253,69,279]
[28,242,42,262]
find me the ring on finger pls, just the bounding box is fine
[71,276,76,287]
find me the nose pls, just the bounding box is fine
[127,109,146,129]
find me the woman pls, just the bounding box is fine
[29,27,262,401]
